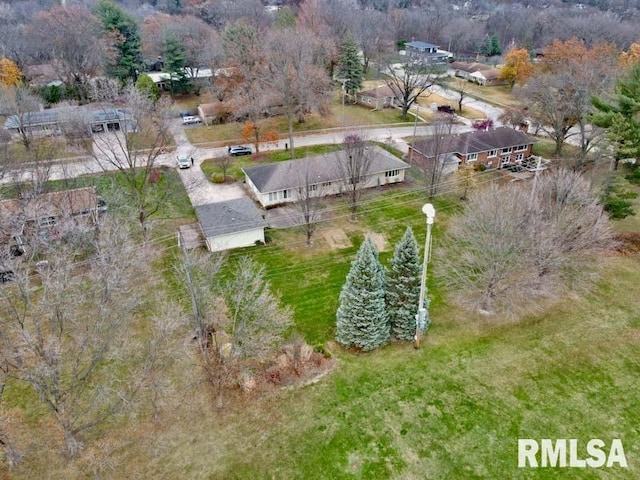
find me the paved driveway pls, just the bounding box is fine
[170,120,248,206]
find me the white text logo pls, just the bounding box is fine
[518,439,628,468]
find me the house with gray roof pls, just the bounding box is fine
[194,198,267,252]
[3,105,135,137]
[409,127,535,169]
[405,41,450,65]
[243,145,410,208]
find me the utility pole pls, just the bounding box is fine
[336,78,348,128]
[412,102,421,139]
[415,203,436,349]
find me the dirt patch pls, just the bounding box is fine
[366,231,387,252]
[322,228,351,250]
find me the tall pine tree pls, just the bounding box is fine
[387,227,422,341]
[163,35,189,95]
[95,0,141,82]
[336,238,389,351]
[592,62,640,170]
[337,33,364,101]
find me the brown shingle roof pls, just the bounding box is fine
[411,127,534,157]
[357,85,397,99]
[0,187,98,222]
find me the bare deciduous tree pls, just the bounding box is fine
[264,26,331,159]
[27,6,107,102]
[0,217,176,458]
[337,133,373,221]
[441,169,613,317]
[411,113,456,199]
[384,54,435,120]
[177,252,292,408]
[292,166,325,247]
[0,85,41,152]
[90,84,172,241]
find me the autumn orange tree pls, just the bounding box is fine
[0,58,22,86]
[517,38,618,157]
[240,122,279,153]
[498,47,532,89]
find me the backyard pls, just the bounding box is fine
[3,154,639,478]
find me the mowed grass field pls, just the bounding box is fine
[119,255,640,478]
[106,183,640,479]
[6,169,640,478]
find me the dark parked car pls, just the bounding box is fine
[228,145,252,156]
[437,105,455,114]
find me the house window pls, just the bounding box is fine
[385,169,400,177]
[321,181,332,187]
[268,192,278,202]
[309,184,317,192]
[515,153,524,162]
[282,190,288,199]
[501,156,510,165]
[467,153,478,162]
[488,150,497,158]
[515,145,527,152]
[501,147,512,154]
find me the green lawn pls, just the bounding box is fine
[184,89,413,146]
[118,238,640,479]
[6,164,640,478]
[200,144,344,182]
[139,183,639,479]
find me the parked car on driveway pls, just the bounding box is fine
[437,105,455,114]
[228,145,252,156]
[182,115,202,125]
[177,154,193,169]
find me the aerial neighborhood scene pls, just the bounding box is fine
[1,0,640,477]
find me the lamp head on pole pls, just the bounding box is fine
[422,203,436,225]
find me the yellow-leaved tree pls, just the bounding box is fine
[498,47,533,89]
[0,58,22,86]
[619,42,640,69]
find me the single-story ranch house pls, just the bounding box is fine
[409,127,535,169]
[195,198,267,252]
[243,145,410,208]
[448,61,505,86]
[355,85,399,109]
[0,187,103,246]
[3,105,135,137]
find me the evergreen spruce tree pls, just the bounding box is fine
[387,227,422,341]
[336,238,389,351]
[479,34,502,57]
[95,0,141,82]
[163,35,190,95]
[337,33,364,100]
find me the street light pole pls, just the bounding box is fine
[415,203,436,349]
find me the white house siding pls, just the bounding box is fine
[206,227,265,252]
[255,169,406,208]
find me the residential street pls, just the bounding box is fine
[1,120,475,209]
